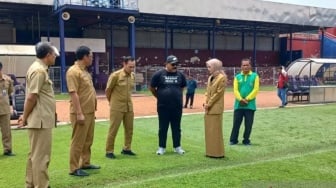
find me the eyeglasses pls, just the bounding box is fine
[171,63,177,67]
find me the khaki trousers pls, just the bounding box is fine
[204,114,224,157]
[69,113,95,172]
[0,114,11,152]
[106,110,134,153]
[25,128,52,188]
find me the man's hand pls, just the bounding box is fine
[17,115,27,128]
[76,113,85,125]
[239,99,248,106]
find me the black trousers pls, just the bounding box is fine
[157,107,182,148]
[184,93,195,107]
[230,109,255,144]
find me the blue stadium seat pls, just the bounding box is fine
[11,85,25,120]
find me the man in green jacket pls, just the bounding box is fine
[229,58,259,146]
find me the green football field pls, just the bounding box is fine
[1,104,336,188]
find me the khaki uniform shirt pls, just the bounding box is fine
[66,62,96,114]
[0,74,13,115]
[106,69,134,112]
[26,59,56,128]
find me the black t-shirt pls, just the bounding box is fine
[150,69,186,109]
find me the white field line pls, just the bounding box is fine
[106,147,336,188]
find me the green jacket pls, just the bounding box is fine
[233,71,260,110]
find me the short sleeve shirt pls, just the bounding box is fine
[106,68,134,112]
[66,62,96,114]
[150,69,186,109]
[0,74,13,115]
[25,59,56,128]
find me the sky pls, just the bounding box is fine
[262,0,336,9]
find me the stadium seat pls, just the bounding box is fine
[11,85,25,120]
[7,74,21,86]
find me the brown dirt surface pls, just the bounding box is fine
[53,90,281,123]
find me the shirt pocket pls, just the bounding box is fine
[118,79,127,86]
[42,79,53,92]
[82,74,93,87]
[4,81,10,95]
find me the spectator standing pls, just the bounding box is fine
[229,58,259,146]
[204,59,227,158]
[184,75,197,109]
[0,62,14,156]
[66,46,100,177]
[149,55,187,155]
[18,42,58,187]
[105,56,136,159]
[277,66,288,108]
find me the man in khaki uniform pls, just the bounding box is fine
[18,42,58,188]
[0,62,14,156]
[105,56,136,159]
[66,46,100,177]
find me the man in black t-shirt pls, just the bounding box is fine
[149,55,187,155]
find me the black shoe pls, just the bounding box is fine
[279,105,284,108]
[121,149,136,156]
[243,142,252,146]
[206,155,224,159]
[81,164,101,170]
[69,169,89,177]
[229,142,238,145]
[284,102,288,106]
[3,150,15,156]
[106,152,116,159]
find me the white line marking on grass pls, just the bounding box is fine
[50,103,328,126]
[106,147,336,187]
[132,103,327,119]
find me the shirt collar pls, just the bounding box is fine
[241,70,253,75]
[36,59,49,70]
[123,68,132,76]
[75,61,86,70]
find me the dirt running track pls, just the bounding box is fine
[54,91,281,123]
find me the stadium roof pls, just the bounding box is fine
[1,0,336,35]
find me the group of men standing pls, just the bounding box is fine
[0,40,266,187]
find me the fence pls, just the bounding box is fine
[49,67,62,93]
[49,66,278,93]
[136,66,278,90]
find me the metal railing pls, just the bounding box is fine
[135,66,278,90]
[49,67,62,94]
[49,66,279,93]
[54,0,138,10]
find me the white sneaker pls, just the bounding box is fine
[173,146,185,155]
[156,147,166,155]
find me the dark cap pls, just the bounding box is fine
[166,55,179,64]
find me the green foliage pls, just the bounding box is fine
[1,104,336,187]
